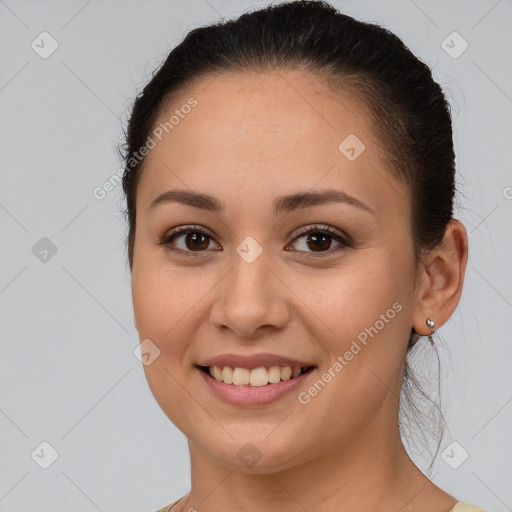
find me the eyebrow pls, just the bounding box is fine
[147,188,375,216]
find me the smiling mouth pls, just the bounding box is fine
[198,365,316,386]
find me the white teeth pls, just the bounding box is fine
[233,367,250,386]
[222,366,234,384]
[206,365,310,386]
[249,367,269,387]
[280,367,292,380]
[213,366,223,381]
[291,366,302,378]
[268,366,281,383]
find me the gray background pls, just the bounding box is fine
[1,0,511,511]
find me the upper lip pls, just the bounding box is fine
[198,353,316,370]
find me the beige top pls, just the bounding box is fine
[155,499,487,512]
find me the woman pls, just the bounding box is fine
[121,1,484,511]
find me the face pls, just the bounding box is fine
[131,69,420,472]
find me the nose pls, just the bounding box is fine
[209,249,291,339]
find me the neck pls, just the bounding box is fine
[177,410,456,512]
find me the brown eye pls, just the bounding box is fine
[305,232,332,252]
[159,224,352,258]
[288,224,352,256]
[182,232,210,251]
[159,226,220,256]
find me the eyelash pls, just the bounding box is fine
[158,224,353,258]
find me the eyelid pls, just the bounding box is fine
[290,223,353,246]
[159,225,219,257]
[159,223,353,257]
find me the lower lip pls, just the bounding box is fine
[197,367,316,406]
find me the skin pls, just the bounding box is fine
[130,69,468,512]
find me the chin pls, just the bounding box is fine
[189,424,315,474]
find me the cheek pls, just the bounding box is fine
[131,257,214,356]
[132,260,206,431]
[308,262,394,331]
[307,253,413,375]
[297,264,410,432]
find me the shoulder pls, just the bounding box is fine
[154,498,488,512]
[154,499,179,512]
[450,502,487,512]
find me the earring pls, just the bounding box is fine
[426,317,435,347]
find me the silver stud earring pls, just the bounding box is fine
[426,317,435,347]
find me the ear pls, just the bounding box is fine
[412,219,468,336]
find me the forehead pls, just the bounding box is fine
[136,69,409,217]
